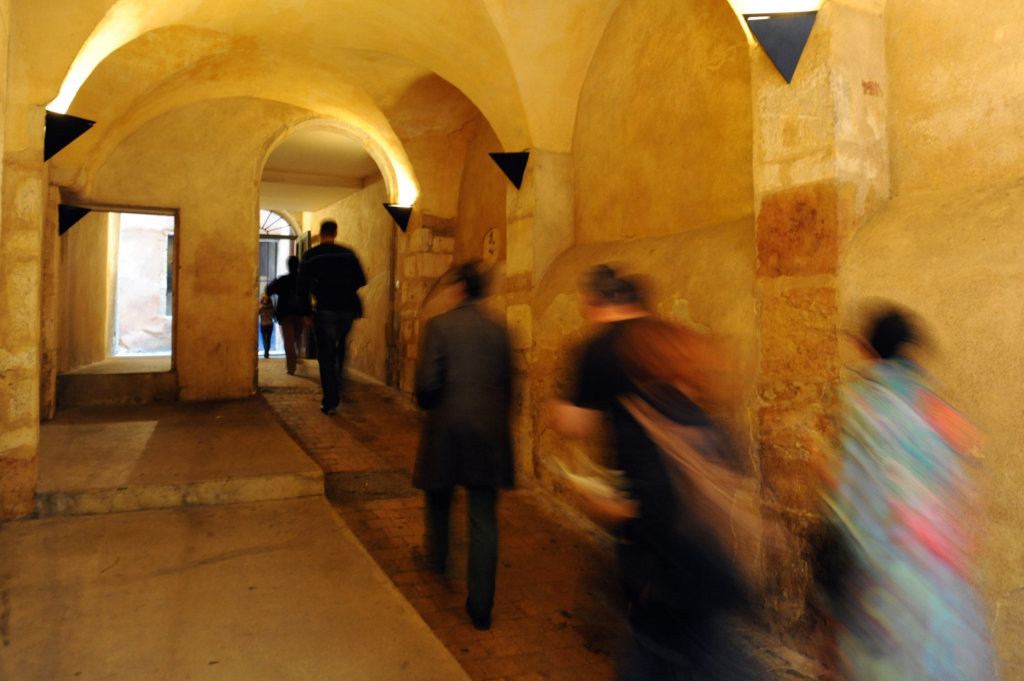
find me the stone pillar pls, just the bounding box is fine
[396,212,455,393]
[0,104,47,518]
[750,0,889,635]
[38,186,60,420]
[505,149,574,481]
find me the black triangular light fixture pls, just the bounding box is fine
[744,11,818,84]
[44,111,96,161]
[382,203,413,232]
[58,205,92,235]
[489,152,529,190]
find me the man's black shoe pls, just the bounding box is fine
[465,602,491,631]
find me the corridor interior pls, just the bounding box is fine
[1,0,1023,679]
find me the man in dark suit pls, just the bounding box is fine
[297,220,366,415]
[413,262,514,631]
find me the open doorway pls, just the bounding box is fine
[257,210,297,358]
[113,212,176,357]
[56,208,179,406]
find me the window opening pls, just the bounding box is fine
[114,212,176,356]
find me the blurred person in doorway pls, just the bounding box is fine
[551,265,770,681]
[821,308,999,681]
[298,220,366,415]
[413,261,514,632]
[267,255,304,375]
[258,293,274,359]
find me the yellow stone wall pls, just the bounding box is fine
[308,176,393,384]
[77,97,314,401]
[58,211,117,372]
[573,0,754,243]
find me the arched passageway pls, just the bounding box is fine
[1,0,1023,677]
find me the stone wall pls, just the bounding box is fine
[308,175,392,383]
[78,97,313,401]
[58,211,117,371]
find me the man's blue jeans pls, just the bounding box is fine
[313,310,355,410]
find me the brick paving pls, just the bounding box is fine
[259,359,624,681]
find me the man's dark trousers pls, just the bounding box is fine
[425,486,498,619]
[313,310,355,410]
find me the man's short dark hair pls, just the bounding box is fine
[454,261,485,301]
[287,255,299,273]
[320,221,338,237]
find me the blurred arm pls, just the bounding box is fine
[550,400,601,439]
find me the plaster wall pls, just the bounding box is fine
[454,118,507,266]
[839,179,1024,678]
[886,0,1024,196]
[308,175,392,383]
[572,0,754,243]
[80,96,316,400]
[58,211,117,372]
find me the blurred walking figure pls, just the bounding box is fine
[822,309,999,680]
[298,220,366,415]
[551,265,770,681]
[266,255,305,375]
[258,293,274,359]
[413,262,514,632]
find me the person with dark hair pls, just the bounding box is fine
[258,293,275,359]
[551,266,771,680]
[266,255,305,375]
[821,307,999,681]
[298,220,367,414]
[413,261,514,631]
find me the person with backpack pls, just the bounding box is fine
[266,255,305,375]
[551,265,770,681]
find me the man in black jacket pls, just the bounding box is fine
[266,255,304,375]
[297,220,366,415]
[413,262,514,631]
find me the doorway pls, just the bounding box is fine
[258,210,297,358]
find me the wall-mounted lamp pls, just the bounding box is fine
[489,152,530,190]
[743,11,818,84]
[382,203,413,232]
[44,111,95,161]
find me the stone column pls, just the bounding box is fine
[750,0,889,635]
[396,212,455,393]
[38,186,60,420]
[0,104,47,518]
[505,149,573,481]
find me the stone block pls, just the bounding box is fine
[757,183,839,278]
[431,236,455,254]
[0,456,38,518]
[402,255,418,278]
[418,253,452,279]
[506,304,533,351]
[759,286,838,382]
[757,407,834,513]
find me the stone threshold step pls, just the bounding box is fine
[35,470,324,518]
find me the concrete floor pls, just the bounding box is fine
[38,399,323,516]
[0,497,470,680]
[63,356,173,375]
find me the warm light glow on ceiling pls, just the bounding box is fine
[47,4,148,113]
